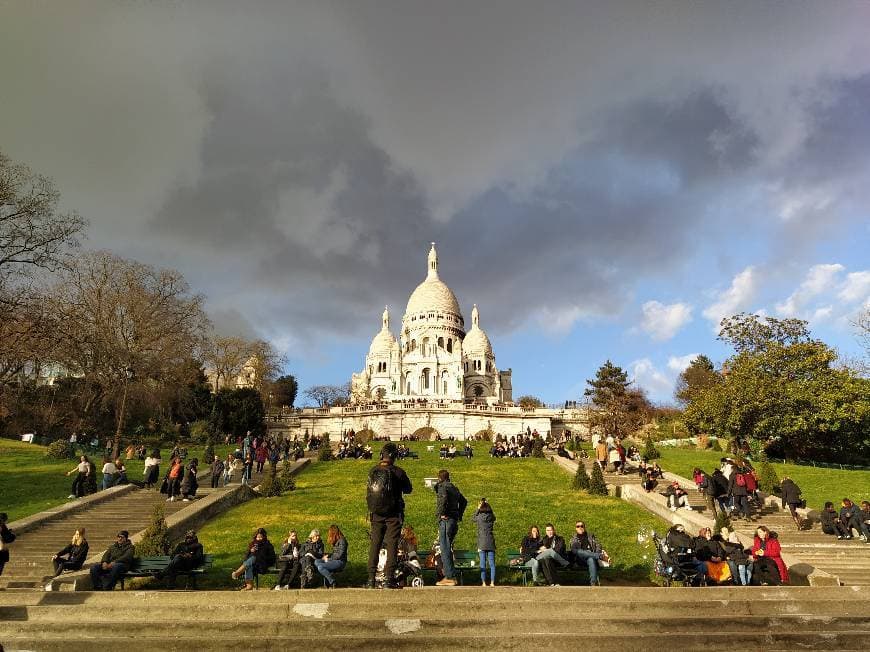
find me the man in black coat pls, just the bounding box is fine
[434,468,467,586]
[89,530,135,590]
[536,523,570,586]
[366,443,412,589]
[159,530,205,588]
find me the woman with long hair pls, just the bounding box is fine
[232,527,276,591]
[314,524,347,588]
[752,525,789,585]
[520,525,543,585]
[51,529,89,576]
[274,530,303,590]
[143,450,161,489]
[301,529,325,588]
[472,498,497,586]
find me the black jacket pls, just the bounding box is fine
[171,539,204,565]
[694,537,725,562]
[56,542,89,567]
[719,538,750,564]
[101,540,135,567]
[280,540,303,561]
[302,539,324,563]
[665,529,694,552]
[709,470,729,498]
[435,480,467,521]
[780,479,802,507]
[520,535,542,562]
[370,461,413,517]
[540,534,566,557]
[820,508,841,529]
[569,532,602,555]
[328,536,348,564]
[245,539,276,573]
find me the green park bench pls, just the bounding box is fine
[253,563,344,589]
[421,549,477,585]
[119,554,213,590]
[503,548,604,586]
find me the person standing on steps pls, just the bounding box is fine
[434,468,467,586]
[779,477,804,529]
[366,443,412,589]
[66,455,91,498]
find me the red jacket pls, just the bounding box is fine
[752,535,789,583]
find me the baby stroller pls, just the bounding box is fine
[374,548,424,588]
[652,530,705,587]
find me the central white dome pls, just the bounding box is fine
[404,243,463,317]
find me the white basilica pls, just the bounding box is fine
[351,244,512,404]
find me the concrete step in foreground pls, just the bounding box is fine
[0,587,868,650]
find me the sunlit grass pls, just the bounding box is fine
[197,442,667,587]
[0,438,230,521]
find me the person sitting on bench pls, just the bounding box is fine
[89,530,135,591]
[568,521,610,585]
[158,530,204,588]
[536,523,570,586]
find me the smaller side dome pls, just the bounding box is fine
[463,304,493,356]
[369,306,397,356]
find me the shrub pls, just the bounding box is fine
[710,438,723,452]
[46,439,75,460]
[188,420,210,444]
[317,444,334,462]
[713,509,732,535]
[642,436,660,460]
[355,428,376,444]
[696,434,710,450]
[531,438,544,458]
[137,505,170,556]
[756,455,780,495]
[203,443,215,465]
[572,462,590,491]
[589,462,608,496]
[261,460,298,497]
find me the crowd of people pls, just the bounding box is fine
[660,523,789,586]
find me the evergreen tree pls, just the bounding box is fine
[572,462,591,491]
[584,360,652,438]
[642,435,660,460]
[317,442,334,461]
[756,454,780,495]
[589,462,608,496]
[531,437,544,458]
[137,505,170,556]
[713,509,732,535]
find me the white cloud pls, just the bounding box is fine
[640,301,693,341]
[839,271,870,304]
[775,263,844,316]
[702,266,758,331]
[667,353,701,374]
[630,358,674,401]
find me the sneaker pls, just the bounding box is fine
[436,577,457,586]
[68,494,76,499]
[182,498,190,502]
[670,506,677,512]
[44,582,53,592]
[166,498,172,502]
[599,551,612,567]
[273,585,283,591]
[837,535,844,539]
[682,506,693,511]
[550,583,560,587]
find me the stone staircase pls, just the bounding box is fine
[0,586,868,649]
[0,462,270,591]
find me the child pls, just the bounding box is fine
[472,498,497,586]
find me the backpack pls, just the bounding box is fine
[735,473,746,488]
[367,465,398,516]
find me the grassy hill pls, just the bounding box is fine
[196,442,668,587]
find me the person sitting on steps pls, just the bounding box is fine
[51,528,89,577]
[840,498,869,541]
[820,501,850,539]
[663,481,692,511]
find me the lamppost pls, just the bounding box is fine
[113,366,133,459]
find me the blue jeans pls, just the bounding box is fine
[438,518,458,579]
[242,556,256,581]
[314,558,345,585]
[727,561,752,585]
[101,474,115,490]
[479,550,495,584]
[536,548,569,567]
[572,549,603,585]
[89,561,128,590]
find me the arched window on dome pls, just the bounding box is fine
[422,368,431,390]
[368,365,373,375]
[411,339,416,351]
[447,339,453,353]
[441,370,449,395]
[422,337,430,355]
[437,337,444,349]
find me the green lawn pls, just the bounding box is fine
[655,445,870,509]
[196,442,667,588]
[0,438,231,522]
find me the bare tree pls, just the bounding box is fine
[201,336,252,391]
[45,251,209,456]
[303,383,351,407]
